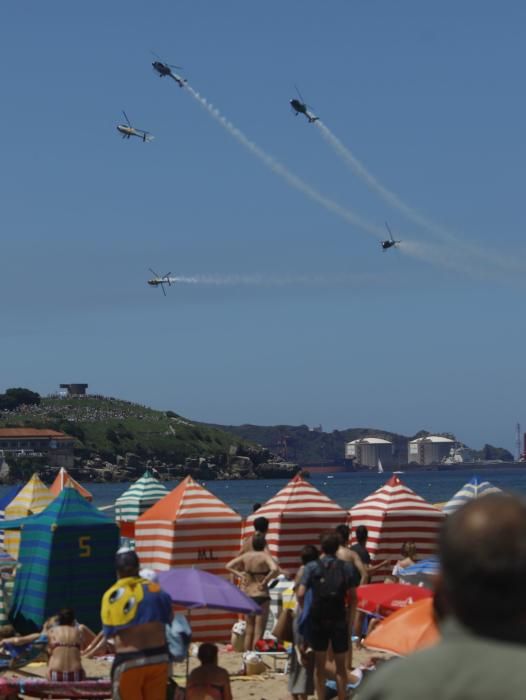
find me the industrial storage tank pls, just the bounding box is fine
[345,437,393,468]
[408,435,455,465]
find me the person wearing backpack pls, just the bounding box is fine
[296,531,360,700]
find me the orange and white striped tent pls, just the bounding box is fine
[49,468,93,501]
[244,474,350,577]
[349,475,444,581]
[135,476,242,642]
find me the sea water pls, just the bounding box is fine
[3,467,524,516]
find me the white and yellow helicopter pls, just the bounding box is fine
[116,111,154,142]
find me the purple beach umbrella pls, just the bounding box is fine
[157,568,261,615]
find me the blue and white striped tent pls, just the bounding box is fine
[443,476,501,516]
[0,485,22,545]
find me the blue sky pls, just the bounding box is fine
[1,1,525,452]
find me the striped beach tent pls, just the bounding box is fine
[49,468,93,501]
[244,474,350,578]
[115,469,169,522]
[442,476,502,516]
[4,474,54,559]
[0,485,23,546]
[135,476,242,642]
[350,476,444,581]
[4,487,119,633]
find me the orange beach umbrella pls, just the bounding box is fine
[363,598,439,657]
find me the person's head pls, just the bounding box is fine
[320,531,340,557]
[384,575,398,584]
[438,493,526,638]
[252,503,261,513]
[401,541,417,559]
[253,516,269,535]
[116,550,140,579]
[57,608,75,627]
[198,642,218,665]
[139,568,159,583]
[335,524,350,545]
[252,532,267,552]
[300,544,319,565]
[355,525,368,545]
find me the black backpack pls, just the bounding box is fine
[309,558,347,621]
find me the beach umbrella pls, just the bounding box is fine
[442,476,501,516]
[398,557,440,588]
[4,474,53,559]
[357,583,432,617]
[244,474,349,578]
[158,568,261,615]
[49,467,93,501]
[350,476,444,581]
[363,598,439,656]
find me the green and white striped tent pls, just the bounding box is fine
[115,470,169,522]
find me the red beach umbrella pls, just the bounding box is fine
[357,582,432,617]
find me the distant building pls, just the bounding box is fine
[345,437,393,468]
[59,384,88,396]
[408,435,455,465]
[0,428,75,468]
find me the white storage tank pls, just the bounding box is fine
[408,435,455,465]
[345,437,393,468]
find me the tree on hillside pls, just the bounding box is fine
[0,388,41,410]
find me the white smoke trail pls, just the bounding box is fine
[184,85,383,240]
[315,120,522,275]
[168,273,375,287]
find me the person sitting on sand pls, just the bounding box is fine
[227,533,279,651]
[187,643,232,700]
[391,541,417,577]
[47,608,86,681]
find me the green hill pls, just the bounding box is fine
[0,395,263,469]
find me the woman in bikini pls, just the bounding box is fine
[46,608,85,682]
[187,643,232,700]
[226,532,279,651]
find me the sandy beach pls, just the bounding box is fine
[10,644,385,699]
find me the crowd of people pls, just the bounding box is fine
[0,492,525,699]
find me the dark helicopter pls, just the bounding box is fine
[290,85,318,123]
[147,268,174,296]
[151,52,187,87]
[381,222,401,251]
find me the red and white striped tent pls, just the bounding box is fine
[244,474,350,577]
[349,475,444,581]
[135,476,242,642]
[49,468,93,501]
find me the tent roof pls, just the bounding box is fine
[442,476,502,516]
[246,474,347,523]
[138,475,241,523]
[350,476,443,516]
[0,484,23,511]
[115,469,168,505]
[5,474,53,517]
[49,468,93,501]
[2,486,115,530]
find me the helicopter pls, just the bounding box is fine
[151,52,187,87]
[116,111,153,142]
[381,222,401,251]
[147,269,175,296]
[290,85,318,123]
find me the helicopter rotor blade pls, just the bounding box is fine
[160,282,167,297]
[149,268,160,278]
[294,83,306,105]
[122,110,131,127]
[385,222,394,241]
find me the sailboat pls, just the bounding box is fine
[377,459,384,474]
